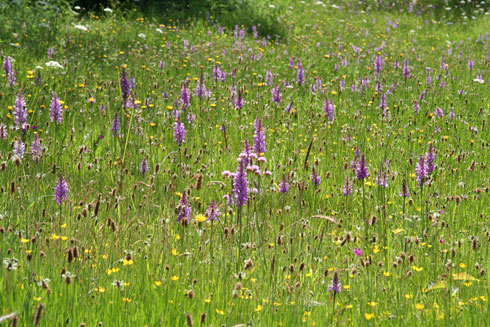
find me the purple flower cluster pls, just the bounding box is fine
[205,200,221,222]
[31,134,42,161]
[400,178,410,197]
[54,175,69,205]
[49,93,63,124]
[195,79,210,99]
[13,139,25,159]
[375,55,382,75]
[140,158,148,175]
[426,143,435,174]
[403,59,410,79]
[356,154,369,181]
[379,92,386,110]
[328,271,341,294]
[375,161,389,187]
[4,56,15,87]
[235,90,244,109]
[343,176,352,196]
[253,118,266,155]
[120,68,130,104]
[272,85,281,103]
[265,69,273,85]
[311,168,321,186]
[112,113,120,137]
[324,99,335,121]
[415,156,427,187]
[181,83,190,108]
[436,107,444,118]
[213,64,226,82]
[233,158,248,207]
[279,174,290,194]
[239,140,253,166]
[3,56,11,76]
[177,193,191,222]
[174,117,186,147]
[297,61,304,86]
[14,90,27,129]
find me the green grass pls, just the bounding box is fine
[1,0,490,325]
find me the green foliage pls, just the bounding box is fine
[0,0,74,56]
[70,0,286,39]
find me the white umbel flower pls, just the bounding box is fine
[45,61,64,69]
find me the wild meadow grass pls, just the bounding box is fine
[1,0,490,325]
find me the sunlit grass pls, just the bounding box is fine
[0,0,490,326]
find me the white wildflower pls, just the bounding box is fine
[74,25,88,32]
[45,61,64,69]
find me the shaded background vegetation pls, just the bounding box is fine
[0,0,285,57]
[359,0,489,18]
[1,0,489,58]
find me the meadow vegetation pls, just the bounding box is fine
[1,0,490,325]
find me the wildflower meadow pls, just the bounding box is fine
[1,0,490,325]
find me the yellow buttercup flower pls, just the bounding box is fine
[123,258,134,266]
[364,313,375,320]
[195,214,207,224]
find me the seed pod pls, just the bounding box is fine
[244,259,254,270]
[200,313,206,324]
[472,238,478,251]
[408,254,414,263]
[67,248,73,263]
[185,313,193,327]
[34,303,44,326]
[73,246,79,258]
[94,196,100,216]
